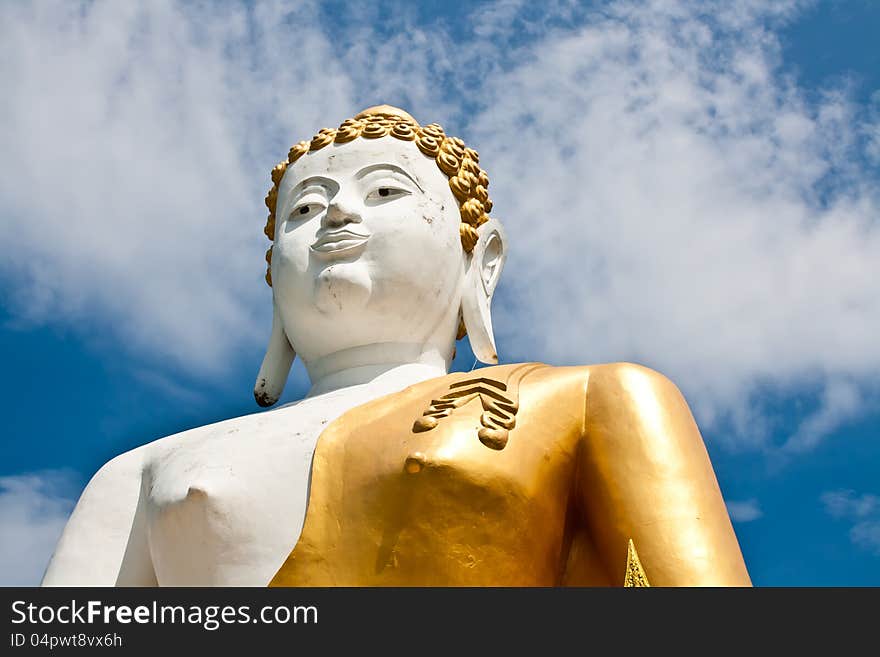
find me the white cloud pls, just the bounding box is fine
[0,0,357,371]
[0,471,78,586]
[471,0,880,449]
[821,490,880,556]
[822,489,879,519]
[783,378,863,452]
[1,0,878,450]
[850,521,880,556]
[726,499,763,522]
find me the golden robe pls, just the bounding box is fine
[270,362,751,586]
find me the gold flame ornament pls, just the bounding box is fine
[624,539,651,587]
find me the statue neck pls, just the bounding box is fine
[304,342,451,397]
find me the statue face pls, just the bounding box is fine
[271,137,466,365]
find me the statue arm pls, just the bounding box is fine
[577,363,751,586]
[41,448,157,586]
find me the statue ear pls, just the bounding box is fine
[254,298,296,407]
[461,219,507,364]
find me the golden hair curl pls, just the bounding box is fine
[261,105,494,288]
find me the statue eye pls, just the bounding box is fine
[290,202,321,220]
[367,186,410,203]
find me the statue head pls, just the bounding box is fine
[254,105,506,406]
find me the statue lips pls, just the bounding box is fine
[310,229,371,258]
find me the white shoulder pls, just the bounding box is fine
[40,444,152,586]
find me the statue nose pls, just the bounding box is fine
[323,196,362,227]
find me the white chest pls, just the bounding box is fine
[142,383,392,586]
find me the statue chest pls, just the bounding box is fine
[272,364,588,586]
[142,382,415,586]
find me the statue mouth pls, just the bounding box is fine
[310,229,371,256]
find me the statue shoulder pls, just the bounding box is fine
[143,405,299,459]
[488,361,694,430]
[476,360,684,400]
[578,361,702,447]
[583,361,685,394]
[582,361,690,408]
[81,441,153,497]
[77,407,284,492]
[41,442,152,585]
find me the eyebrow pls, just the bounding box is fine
[288,175,335,195]
[355,163,424,192]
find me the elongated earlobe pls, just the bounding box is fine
[461,219,506,364]
[254,300,296,407]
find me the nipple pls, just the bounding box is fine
[404,452,428,474]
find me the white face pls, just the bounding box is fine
[271,137,466,365]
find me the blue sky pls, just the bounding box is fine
[1,0,879,586]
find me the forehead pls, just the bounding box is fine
[280,137,446,191]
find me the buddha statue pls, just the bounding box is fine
[42,105,751,587]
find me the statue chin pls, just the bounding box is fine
[313,261,372,315]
